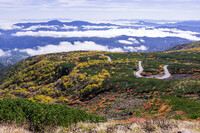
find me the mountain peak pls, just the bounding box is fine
[47,20,62,25]
[67,21,92,26]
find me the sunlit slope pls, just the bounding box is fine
[0,50,200,119]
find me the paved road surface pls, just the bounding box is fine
[135,61,171,79]
[155,65,171,79]
[102,54,112,62]
[135,61,144,77]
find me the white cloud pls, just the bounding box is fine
[13,48,19,51]
[124,45,148,52]
[155,21,177,24]
[118,40,134,45]
[118,38,142,45]
[19,41,123,56]
[0,23,23,30]
[1,0,200,21]
[23,25,58,31]
[82,25,118,30]
[61,25,78,30]
[0,49,11,57]
[12,28,200,41]
[22,24,78,31]
[90,20,133,26]
[0,49,5,56]
[140,39,145,42]
[158,28,199,35]
[56,0,89,6]
[128,38,140,44]
[118,38,140,45]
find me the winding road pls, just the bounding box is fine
[135,61,171,79]
[156,65,171,79]
[102,54,112,62]
[135,61,144,77]
[100,56,170,79]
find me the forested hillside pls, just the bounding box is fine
[0,49,200,122]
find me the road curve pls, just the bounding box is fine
[155,65,171,79]
[135,61,171,79]
[102,54,112,62]
[135,61,144,77]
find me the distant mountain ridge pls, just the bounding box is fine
[176,20,200,27]
[0,19,198,51]
[14,20,118,28]
[0,19,200,66]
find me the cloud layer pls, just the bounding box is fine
[118,38,140,45]
[13,28,200,41]
[22,25,78,31]
[19,41,124,56]
[0,49,11,57]
[0,49,5,56]
[124,45,148,52]
[0,23,22,30]
[23,25,58,31]
[82,25,118,30]
[118,40,134,45]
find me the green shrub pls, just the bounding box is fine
[0,98,107,132]
[162,95,200,119]
[174,115,182,120]
[56,62,75,78]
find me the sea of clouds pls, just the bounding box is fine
[118,38,141,45]
[19,41,148,56]
[19,41,123,56]
[82,25,118,30]
[22,25,78,31]
[1,21,200,57]
[12,28,200,41]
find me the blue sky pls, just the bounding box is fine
[0,0,200,21]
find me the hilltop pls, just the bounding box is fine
[167,41,200,51]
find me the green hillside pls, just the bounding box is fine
[0,98,106,132]
[167,41,200,51]
[0,49,200,132]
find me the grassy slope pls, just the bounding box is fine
[0,49,200,120]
